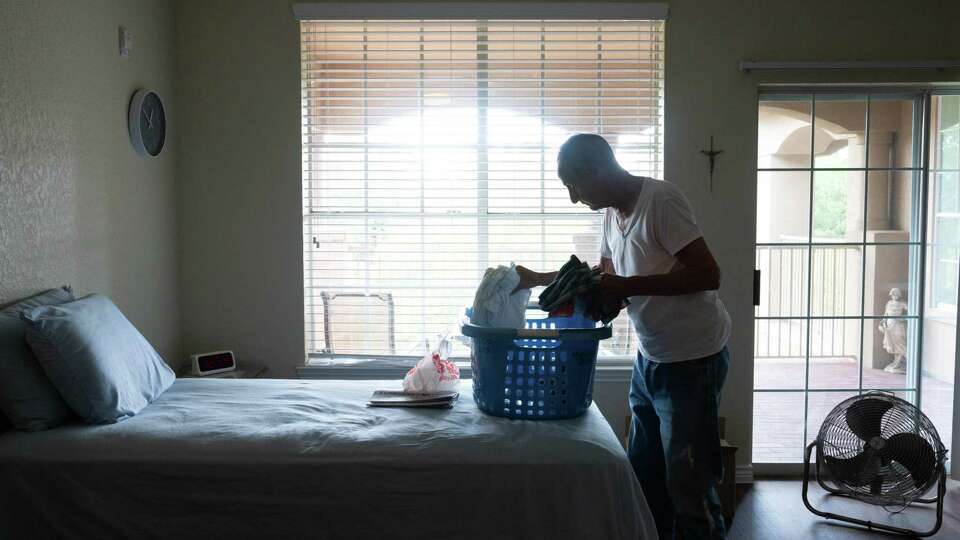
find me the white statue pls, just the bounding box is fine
[878,288,907,374]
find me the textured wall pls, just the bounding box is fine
[173,0,960,466]
[0,0,180,362]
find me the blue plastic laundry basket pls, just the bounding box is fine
[461,307,612,420]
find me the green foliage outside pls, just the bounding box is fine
[813,171,848,239]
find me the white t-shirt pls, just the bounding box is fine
[601,178,731,363]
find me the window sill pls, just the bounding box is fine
[297,356,634,382]
[299,356,469,380]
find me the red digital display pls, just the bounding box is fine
[198,352,234,372]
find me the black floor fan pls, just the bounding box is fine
[802,392,948,537]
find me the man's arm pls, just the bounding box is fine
[602,237,721,299]
[517,257,614,292]
[514,265,558,292]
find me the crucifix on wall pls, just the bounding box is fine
[700,135,724,192]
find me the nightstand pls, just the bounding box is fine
[178,366,268,379]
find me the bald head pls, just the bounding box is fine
[557,134,622,180]
[556,134,633,211]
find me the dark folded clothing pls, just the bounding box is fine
[539,255,622,324]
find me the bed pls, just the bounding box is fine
[0,378,656,539]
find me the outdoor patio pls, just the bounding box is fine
[754,358,954,463]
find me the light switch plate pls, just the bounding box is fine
[119,26,132,57]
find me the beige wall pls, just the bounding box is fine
[174,0,303,377]
[173,0,960,468]
[0,0,180,362]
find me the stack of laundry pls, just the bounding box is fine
[538,255,623,324]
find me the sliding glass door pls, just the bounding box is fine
[753,89,959,466]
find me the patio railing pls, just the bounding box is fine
[755,244,861,359]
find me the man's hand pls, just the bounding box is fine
[596,272,628,302]
[513,265,558,293]
[515,265,539,291]
[586,272,629,321]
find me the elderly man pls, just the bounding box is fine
[517,134,731,540]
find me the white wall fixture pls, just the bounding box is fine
[119,26,132,58]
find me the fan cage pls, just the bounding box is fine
[816,393,947,506]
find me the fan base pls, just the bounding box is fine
[802,442,946,537]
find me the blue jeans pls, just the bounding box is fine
[628,347,729,540]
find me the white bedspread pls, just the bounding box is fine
[0,378,655,539]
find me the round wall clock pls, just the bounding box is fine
[128,89,166,157]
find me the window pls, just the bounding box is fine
[932,96,960,310]
[300,20,664,361]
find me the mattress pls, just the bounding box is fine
[0,378,656,539]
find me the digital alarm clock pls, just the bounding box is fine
[190,350,237,376]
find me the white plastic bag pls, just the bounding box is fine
[403,335,460,393]
[470,263,532,328]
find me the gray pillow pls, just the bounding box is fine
[0,287,75,431]
[22,294,175,424]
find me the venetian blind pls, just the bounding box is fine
[301,19,664,359]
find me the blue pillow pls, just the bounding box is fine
[0,287,75,431]
[22,294,175,424]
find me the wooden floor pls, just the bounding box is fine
[726,479,960,539]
